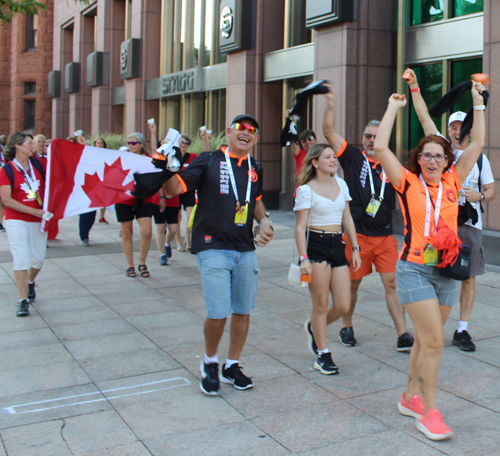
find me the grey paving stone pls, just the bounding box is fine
[96,288,166,305]
[0,343,74,372]
[108,299,182,317]
[37,304,119,327]
[1,419,73,455]
[31,295,105,313]
[221,374,338,420]
[52,318,136,342]
[0,361,92,397]
[62,332,159,360]
[298,429,445,455]
[252,401,390,454]
[0,312,48,334]
[60,410,138,454]
[303,359,407,400]
[74,441,153,456]
[79,348,181,382]
[0,328,59,351]
[144,421,291,456]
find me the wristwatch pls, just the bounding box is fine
[352,246,361,251]
[481,192,485,203]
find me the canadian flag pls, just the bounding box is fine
[42,138,161,231]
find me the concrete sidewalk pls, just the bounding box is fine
[0,211,499,456]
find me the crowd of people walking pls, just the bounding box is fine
[0,69,494,443]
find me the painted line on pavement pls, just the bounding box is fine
[4,377,191,415]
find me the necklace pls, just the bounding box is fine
[314,178,332,187]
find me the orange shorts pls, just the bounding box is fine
[344,233,398,281]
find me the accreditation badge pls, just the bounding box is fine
[365,199,381,217]
[234,203,248,225]
[27,190,37,200]
[424,245,438,267]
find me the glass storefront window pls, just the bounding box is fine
[285,0,311,48]
[409,63,443,149]
[453,0,483,17]
[411,0,444,25]
[450,58,482,113]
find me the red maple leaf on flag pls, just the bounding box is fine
[81,157,135,207]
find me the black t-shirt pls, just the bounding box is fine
[336,141,394,237]
[177,149,263,253]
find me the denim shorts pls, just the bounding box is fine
[196,249,260,319]
[307,231,349,268]
[396,259,458,306]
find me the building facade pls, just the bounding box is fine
[51,0,499,240]
[0,1,53,137]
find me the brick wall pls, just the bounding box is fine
[0,0,53,138]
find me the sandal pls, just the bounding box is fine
[138,264,150,278]
[126,267,136,277]
[177,244,187,252]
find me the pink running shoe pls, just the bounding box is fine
[398,392,425,419]
[416,408,454,441]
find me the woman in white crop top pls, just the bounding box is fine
[294,144,361,375]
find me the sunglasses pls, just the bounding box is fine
[127,141,140,146]
[301,136,315,143]
[364,133,376,141]
[231,122,258,135]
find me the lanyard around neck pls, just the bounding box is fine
[224,149,252,212]
[13,158,36,191]
[419,174,443,239]
[364,154,386,201]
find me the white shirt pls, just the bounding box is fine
[437,132,495,230]
[294,176,352,226]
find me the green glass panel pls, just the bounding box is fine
[450,58,482,113]
[409,63,443,149]
[453,0,483,17]
[411,0,444,25]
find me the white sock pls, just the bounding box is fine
[28,281,34,284]
[318,348,330,355]
[225,358,239,369]
[458,321,469,333]
[204,354,219,364]
[165,244,170,247]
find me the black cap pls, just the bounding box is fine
[231,114,259,130]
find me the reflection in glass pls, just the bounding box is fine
[205,0,213,66]
[453,0,483,17]
[409,64,443,149]
[451,58,482,113]
[194,0,202,66]
[411,0,444,25]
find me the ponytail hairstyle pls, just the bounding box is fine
[4,132,30,161]
[297,143,335,186]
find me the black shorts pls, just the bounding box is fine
[306,231,349,268]
[179,190,196,209]
[153,205,180,225]
[115,203,155,223]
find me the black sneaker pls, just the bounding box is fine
[339,327,357,346]
[453,330,476,352]
[397,332,414,352]
[314,352,339,375]
[16,299,30,317]
[220,363,254,390]
[304,319,319,355]
[200,361,220,395]
[28,282,36,302]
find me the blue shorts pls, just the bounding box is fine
[396,259,458,306]
[196,249,260,319]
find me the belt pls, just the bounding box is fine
[308,229,343,235]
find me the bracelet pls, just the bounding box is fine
[473,105,486,110]
[300,255,309,263]
[410,87,420,93]
[352,246,360,251]
[159,196,166,199]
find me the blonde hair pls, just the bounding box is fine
[34,134,46,144]
[297,143,335,186]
